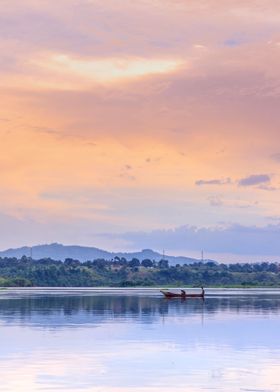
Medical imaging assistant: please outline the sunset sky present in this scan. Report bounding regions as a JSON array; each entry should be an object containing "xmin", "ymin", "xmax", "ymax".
[{"xmin": 1, "ymin": 0, "xmax": 280, "ymax": 261}]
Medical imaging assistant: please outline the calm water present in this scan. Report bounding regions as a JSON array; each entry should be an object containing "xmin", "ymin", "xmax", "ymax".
[{"xmin": 1, "ymin": 288, "xmax": 280, "ymax": 392}]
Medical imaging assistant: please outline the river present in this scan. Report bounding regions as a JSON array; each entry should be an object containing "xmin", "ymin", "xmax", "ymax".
[{"xmin": 0, "ymin": 288, "xmax": 280, "ymax": 391}]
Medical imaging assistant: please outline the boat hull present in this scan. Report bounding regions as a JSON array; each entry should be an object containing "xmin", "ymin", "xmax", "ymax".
[{"xmin": 160, "ymin": 290, "xmax": 204, "ymax": 299}]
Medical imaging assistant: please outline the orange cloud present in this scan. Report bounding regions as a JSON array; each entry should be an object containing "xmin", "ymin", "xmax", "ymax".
[{"xmin": 38, "ymin": 53, "xmax": 183, "ymax": 84}]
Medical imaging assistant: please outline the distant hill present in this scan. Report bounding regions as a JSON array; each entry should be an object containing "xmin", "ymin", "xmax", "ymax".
[{"xmin": 0, "ymin": 243, "xmax": 211, "ymax": 265}]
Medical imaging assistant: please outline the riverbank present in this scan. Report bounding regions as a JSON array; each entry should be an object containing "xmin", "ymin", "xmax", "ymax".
[{"xmin": 1, "ymin": 258, "xmax": 279, "ymax": 287}]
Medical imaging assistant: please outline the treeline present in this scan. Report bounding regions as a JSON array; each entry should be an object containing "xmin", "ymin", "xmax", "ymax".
[{"xmin": 0, "ymin": 256, "xmax": 280, "ymax": 287}]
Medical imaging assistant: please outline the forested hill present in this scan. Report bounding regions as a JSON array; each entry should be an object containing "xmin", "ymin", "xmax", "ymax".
[
  {"xmin": 0, "ymin": 257, "xmax": 279, "ymax": 287},
  {"xmin": 0, "ymin": 243, "xmax": 203, "ymax": 265}
]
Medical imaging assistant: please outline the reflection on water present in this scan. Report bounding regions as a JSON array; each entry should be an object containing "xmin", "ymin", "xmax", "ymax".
[
  {"xmin": 0, "ymin": 289, "xmax": 280, "ymax": 391},
  {"xmin": 1, "ymin": 294, "xmax": 280, "ymax": 327}
]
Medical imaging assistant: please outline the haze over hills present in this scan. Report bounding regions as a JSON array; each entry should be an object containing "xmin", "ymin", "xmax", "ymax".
[{"xmin": 0, "ymin": 243, "xmax": 208, "ymax": 265}]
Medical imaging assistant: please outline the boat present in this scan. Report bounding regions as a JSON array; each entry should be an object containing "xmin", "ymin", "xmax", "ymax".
[{"xmin": 160, "ymin": 288, "xmax": 205, "ymax": 299}]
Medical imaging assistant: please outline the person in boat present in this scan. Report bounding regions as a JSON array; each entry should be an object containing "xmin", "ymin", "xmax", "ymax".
[
  {"xmin": 181, "ymin": 289, "xmax": 186, "ymax": 296},
  {"xmin": 201, "ymin": 286, "xmax": 205, "ymax": 296}
]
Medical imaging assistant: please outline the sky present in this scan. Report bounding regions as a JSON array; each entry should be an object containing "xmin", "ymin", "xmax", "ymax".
[{"xmin": 1, "ymin": 0, "xmax": 280, "ymax": 261}]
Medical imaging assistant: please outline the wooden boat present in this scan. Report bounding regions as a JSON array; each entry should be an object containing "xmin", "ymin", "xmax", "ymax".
[{"xmin": 160, "ymin": 289, "xmax": 205, "ymax": 299}]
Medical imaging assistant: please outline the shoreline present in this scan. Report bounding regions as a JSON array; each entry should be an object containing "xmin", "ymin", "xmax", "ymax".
[{"xmin": 1, "ymin": 286, "xmax": 280, "ymax": 297}]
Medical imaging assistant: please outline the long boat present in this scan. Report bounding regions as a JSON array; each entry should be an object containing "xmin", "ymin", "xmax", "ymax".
[{"xmin": 160, "ymin": 289, "xmax": 205, "ymax": 299}]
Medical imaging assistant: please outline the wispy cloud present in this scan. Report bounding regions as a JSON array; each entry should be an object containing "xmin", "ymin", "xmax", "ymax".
[
  {"xmin": 270, "ymin": 153, "xmax": 280, "ymax": 162},
  {"xmin": 238, "ymin": 174, "xmax": 271, "ymax": 187},
  {"xmin": 33, "ymin": 53, "xmax": 184, "ymax": 86},
  {"xmin": 208, "ymin": 195, "xmax": 223, "ymax": 207},
  {"xmin": 196, "ymin": 178, "xmax": 231, "ymax": 186}
]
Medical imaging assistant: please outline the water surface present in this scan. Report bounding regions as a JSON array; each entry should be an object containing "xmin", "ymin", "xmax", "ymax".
[{"xmin": 0, "ymin": 288, "xmax": 280, "ymax": 392}]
